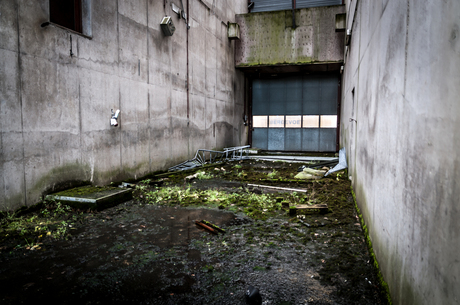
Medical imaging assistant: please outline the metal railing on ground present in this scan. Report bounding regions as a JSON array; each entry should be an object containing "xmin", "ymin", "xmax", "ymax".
[{"xmin": 168, "ymin": 145, "xmax": 250, "ymax": 172}]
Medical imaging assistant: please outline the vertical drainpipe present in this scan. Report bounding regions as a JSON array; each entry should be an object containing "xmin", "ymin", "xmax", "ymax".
[
  {"xmin": 248, "ymin": 77, "xmax": 253, "ymax": 147},
  {"xmin": 292, "ymin": 0, "xmax": 296, "ymax": 29},
  {"xmin": 336, "ymin": 76, "xmax": 342, "ymax": 152},
  {"xmin": 244, "ymin": 77, "xmax": 248, "ymax": 144},
  {"xmin": 186, "ymin": 0, "xmax": 190, "ymax": 125}
]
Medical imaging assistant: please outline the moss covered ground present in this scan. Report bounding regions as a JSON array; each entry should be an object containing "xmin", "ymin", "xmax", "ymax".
[{"xmin": 0, "ymin": 159, "xmax": 390, "ymax": 304}]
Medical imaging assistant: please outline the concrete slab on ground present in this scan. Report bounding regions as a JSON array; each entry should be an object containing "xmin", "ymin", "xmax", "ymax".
[{"xmin": 46, "ymin": 186, "xmax": 132, "ymax": 210}]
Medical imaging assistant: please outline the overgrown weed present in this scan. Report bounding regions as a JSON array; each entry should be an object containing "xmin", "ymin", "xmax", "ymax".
[
  {"xmin": 196, "ymin": 171, "xmax": 213, "ymax": 180},
  {"xmin": 139, "ymin": 186, "xmax": 287, "ymax": 220},
  {"xmin": 0, "ymin": 198, "xmax": 82, "ymax": 250},
  {"xmin": 267, "ymin": 169, "xmax": 278, "ymax": 179}
]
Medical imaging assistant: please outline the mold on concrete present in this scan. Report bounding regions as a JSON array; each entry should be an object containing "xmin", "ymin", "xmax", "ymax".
[
  {"xmin": 341, "ymin": 1, "xmax": 460, "ymax": 304},
  {"xmin": 0, "ymin": 0, "xmax": 248, "ymax": 210},
  {"xmin": 0, "ymin": 159, "xmax": 388, "ymax": 304},
  {"xmin": 235, "ymin": 5, "xmax": 345, "ymax": 68}
]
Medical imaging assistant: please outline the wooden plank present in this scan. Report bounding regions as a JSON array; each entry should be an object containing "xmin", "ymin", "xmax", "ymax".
[
  {"xmin": 195, "ymin": 220, "xmax": 218, "ymax": 234},
  {"xmin": 296, "ymin": 204, "xmax": 328, "ymax": 210},
  {"xmin": 247, "ymin": 183, "xmax": 307, "ymax": 193}
]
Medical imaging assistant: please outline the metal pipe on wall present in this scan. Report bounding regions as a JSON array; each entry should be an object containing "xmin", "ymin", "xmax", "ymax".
[
  {"xmin": 186, "ymin": 0, "xmax": 190, "ymax": 123},
  {"xmin": 292, "ymin": 0, "xmax": 296, "ymax": 28}
]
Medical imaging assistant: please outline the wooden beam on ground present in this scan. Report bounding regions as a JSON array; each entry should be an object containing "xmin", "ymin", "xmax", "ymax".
[
  {"xmin": 295, "ymin": 204, "xmax": 328, "ymax": 212},
  {"xmin": 247, "ymin": 184, "xmax": 307, "ymax": 193}
]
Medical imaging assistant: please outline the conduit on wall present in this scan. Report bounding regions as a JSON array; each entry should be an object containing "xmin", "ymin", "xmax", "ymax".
[{"xmin": 186, "ymin": 0, "xmax": 190, "ymax": 124}]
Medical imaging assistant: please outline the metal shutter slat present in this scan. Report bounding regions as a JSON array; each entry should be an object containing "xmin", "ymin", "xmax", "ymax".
[{"xmin": 251, "ymin": 0, "xmax": 342, "ymax": 13}]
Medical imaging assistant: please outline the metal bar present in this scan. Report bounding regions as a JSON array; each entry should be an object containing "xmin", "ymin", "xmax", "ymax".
[{"xmin": 249, "ymin": 155, "xmax": 338, "ymax": 161}]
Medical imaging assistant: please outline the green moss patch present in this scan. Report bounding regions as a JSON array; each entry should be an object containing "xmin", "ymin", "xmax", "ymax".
[
  {"xmin": 47, "ymin": 186, "xmax": 133, "ymax": 211},
  {"xmin": 352, "ymin": 187, "xmax": 393, "ymax": 305}
]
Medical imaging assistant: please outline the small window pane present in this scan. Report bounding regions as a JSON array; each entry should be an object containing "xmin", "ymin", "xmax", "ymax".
[
  {"xmin": 253, "ymin": 116, "xmax": 268, "ymax": 128},
  {"xmin": 285, "ymin": 115, "xmax": 301, "ymax": 128},
  {"xmin": 320, "ymin": 115, "xmax": 337, "ymax": 128},
  {"xmin": 303, "ymin": 115, "xmax": 319, "ymax": 128},
  {"xmin": 269, "ymin": 115, "xmax": 284, "ymax": 128}
]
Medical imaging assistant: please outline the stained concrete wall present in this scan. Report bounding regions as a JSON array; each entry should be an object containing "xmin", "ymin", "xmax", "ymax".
[
  {"xmin": 235, "ymin": 5, "xmax": 345, "ymax": 68},
  {"xmin": 0, "ymin": 0, "xmax": 248, "ymax": 210},
  {"xmin": 340, "ymin": 0, "xmax": 460, "ymax": 304}
]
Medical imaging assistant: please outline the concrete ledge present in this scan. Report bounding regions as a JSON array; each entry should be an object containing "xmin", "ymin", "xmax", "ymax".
[{"xmin": 46, "ymin": 186, "xmax": 133, "ymax": 211}]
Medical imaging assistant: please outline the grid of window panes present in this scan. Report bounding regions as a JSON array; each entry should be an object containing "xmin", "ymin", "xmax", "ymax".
[{"xmin": 253, "ymin": 115, "xmax": 337, "ymax": 128}]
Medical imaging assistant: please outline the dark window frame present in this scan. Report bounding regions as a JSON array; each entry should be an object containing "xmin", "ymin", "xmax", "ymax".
[{"xmin": 49, "ymin": 0, "xmax": 83, "ymax": 34}]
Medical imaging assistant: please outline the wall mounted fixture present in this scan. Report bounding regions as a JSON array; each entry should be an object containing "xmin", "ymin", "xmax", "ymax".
[
  {"xmin": 345, "ymin": 29, "xmax": 352, "ymax": 45},
  {"xmin": 111, "ymin": 109, "xmax": 120, "ymax": 127},
  {"xmin": 161, "ymin": 16, "xmax": 176, "ymax": 36},
  {"xmin": 171, "ymin": 3, "xmax": 181, "ymax": 15},
  {"xmin": 335, "ymin": 13, "xmax": 346, "ymax": 32},
  {"xmin": 228, "ymin": 22, "xmax": 240, "ymax": 40},
  {"xmin": 70, "ymin": 35, "xmax": 74, "ymax": 57}
]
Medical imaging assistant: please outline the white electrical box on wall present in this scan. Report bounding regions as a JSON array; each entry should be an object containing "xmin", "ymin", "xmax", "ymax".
[{"xmin": 161, "ymin": 16, "xmax": 176, "ymax": 36}]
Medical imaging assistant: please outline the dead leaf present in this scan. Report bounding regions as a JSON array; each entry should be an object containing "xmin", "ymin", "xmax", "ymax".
[{"xmin": 23, "ymin": 282, "xmax": 35, "ymax": 289}]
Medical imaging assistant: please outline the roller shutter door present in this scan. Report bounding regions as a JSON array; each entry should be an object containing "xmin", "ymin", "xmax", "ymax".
[
  {"xmin": 252, "ymin": 75, "xmax": 339, "ymax": 152},
  {"xmin": 250, "ymin": 0, "xmax": 342, "ymax": 13}
]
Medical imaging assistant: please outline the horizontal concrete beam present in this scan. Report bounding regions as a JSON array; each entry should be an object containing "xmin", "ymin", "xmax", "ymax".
[{"xmin": 235, "ymin": 5, "xmax": 345, "ymax": 67}]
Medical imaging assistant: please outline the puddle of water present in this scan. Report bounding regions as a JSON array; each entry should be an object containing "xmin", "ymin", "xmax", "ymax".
[
  {"xmin": 0, "ymin": 206, "xmax": 236, "ymax": 304},
  {"xmin": 0, "ymin": 165, "xmax": 389, "ymax": 305}
]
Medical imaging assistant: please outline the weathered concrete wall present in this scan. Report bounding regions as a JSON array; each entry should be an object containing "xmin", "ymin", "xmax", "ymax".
[
  {"xmin": 341, "ymin": 0, "xmax": 460, "ymax": 304},
  {"xmin": 235, "ymin": 5, "xmax": 345, "ymax": 67},
  {"xmin": 0, "ymin": 0, "xmax": 248, "ymax": 210}
]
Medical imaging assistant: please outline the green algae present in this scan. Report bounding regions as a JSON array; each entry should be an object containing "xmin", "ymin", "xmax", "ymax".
[
  {"xmin": 0, "ymin": 159, "xmax": 390, "ymax": 304},
  {"xmin": 52, "ymin": 185, "xmax": 117, "ymax": 198},
  {"xmin": 352, "ymin": 187, "xmax": 393, "ymax": 305}
]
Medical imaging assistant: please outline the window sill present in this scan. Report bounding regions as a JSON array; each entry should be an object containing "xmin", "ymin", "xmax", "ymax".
[{"xmin": 41, "ymin": 21, "xmax": 92, "ymax": 40}]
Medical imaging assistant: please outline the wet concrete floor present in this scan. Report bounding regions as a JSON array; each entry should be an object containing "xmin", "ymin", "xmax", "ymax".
[{"xmin": 0, "ymin": 160, "xmax": 389, "ymax": 304}]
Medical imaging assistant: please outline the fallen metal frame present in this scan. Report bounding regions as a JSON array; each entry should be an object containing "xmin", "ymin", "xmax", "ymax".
[{"xmin": 168, "ymin": 145, "xmax": 250, "ymax": 172}]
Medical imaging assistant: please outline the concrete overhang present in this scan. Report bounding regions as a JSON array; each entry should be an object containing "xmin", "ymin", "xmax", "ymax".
[
  {"xmin": 235, "ymin": 5, "xmax": 345, "ymax": 70},
  {"xmin": 236, "ymin": 62, "xmax": 343, "ymax": 75}
]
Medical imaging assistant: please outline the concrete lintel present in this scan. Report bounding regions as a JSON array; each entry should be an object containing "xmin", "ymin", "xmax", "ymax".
[{"xmin": 236, "ymin": 62, "xmax": 343, "ymax": 75}]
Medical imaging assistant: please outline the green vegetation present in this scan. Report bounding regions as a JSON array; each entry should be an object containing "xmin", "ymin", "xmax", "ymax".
[
  {"xmin": 352, "ymin": 188, "xmax": 393, "ymax": 305},
  {"xmin": 0, "ymin": 199, "xmax": 79, "ymax": 250},
  {"xmin": 0, "ymin": 159, "xmax": 388, "ymax": 304},
  {"xmin": 52, "ymin": 185, "xmax": 116, "ymax": 197},
  {"xmin": 140, "ymin": 186, "xmax": 288, "ymax": 220},
  {"xmin": 267, "ymin": 169, "xmax": 278, "ymax": 179},
  {"xmin": 196, "ymin": 171, "xmax": 213, "ymax": 180}
]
